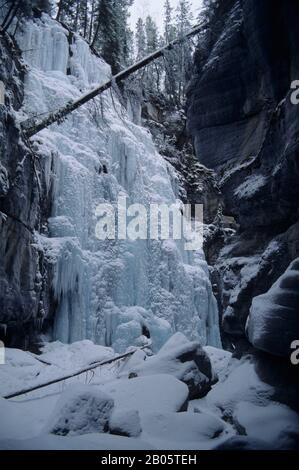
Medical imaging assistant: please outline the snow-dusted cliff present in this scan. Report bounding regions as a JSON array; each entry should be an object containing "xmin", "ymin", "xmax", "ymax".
[{"xmin": 15, "ymin": 15, "xmax": 220, "ymax": 352}]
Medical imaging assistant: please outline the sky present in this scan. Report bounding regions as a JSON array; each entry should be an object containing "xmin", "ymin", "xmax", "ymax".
[{"xmin": 129, "ymin": 0, "xmax": 202, "ymax": 32}]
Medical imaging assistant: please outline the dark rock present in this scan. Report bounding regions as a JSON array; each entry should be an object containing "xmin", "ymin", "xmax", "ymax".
[
  {"xmin": 246, "ymin": 257, "xmax": 299, "ymax": 357},
  {"xmin": 0, "ymin": 32, "xmax": 53, "ymax": 350},
  {"xmin": 124, "ymin": 333, "xmax": 218, "ymax": 399},
  {"xmin": 187, "ymin": 1, "xmax": 299, "ymax": 350}
]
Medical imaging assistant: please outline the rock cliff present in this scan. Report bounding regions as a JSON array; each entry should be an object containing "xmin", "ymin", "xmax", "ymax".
[
  {"xmin": 0, "ymin": 31, "xmax": 52, "ymax": 349},
  {"xmin": 187, "ymin": 0, "xmax": 299, "ymax": 355}
]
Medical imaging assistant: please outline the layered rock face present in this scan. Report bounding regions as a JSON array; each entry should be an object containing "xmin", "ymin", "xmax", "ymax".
[
  {"xmin": 0, "ymin": 32, "xmax": 52, "ymax": 349},
  {"xmin": 187, "ymin": 0, "xmax": 299, "ymax": 354}
]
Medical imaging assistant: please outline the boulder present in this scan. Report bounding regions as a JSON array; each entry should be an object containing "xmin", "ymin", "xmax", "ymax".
[
  {"xmin": 246, "ymin": 257, "xmax": 299, "ymax": 357},
  {"xmin": 121, "ymin": 333, "xmax": 217, "ymax": 399},
  {"xmin": 109, "ymin": 409, "xmax": 142, "ymax": 438},
  {"xmin": 102, "ymin": 374, "xmax": 189, "ymax": 414},
  {"xmin": 46, "ymin": 385, "xmax": 114, "ymax": 436}
]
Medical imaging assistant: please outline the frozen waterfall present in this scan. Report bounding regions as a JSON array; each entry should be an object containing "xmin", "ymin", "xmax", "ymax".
[{"xmin": 17, "ymin": 14, "xmax": 221, "ymax": 352}]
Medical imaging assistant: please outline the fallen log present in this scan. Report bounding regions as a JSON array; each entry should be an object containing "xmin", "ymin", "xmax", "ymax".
[
  {"xmin": 3, "ymin": 346, "xmax": 147, "ymax": 400},
  {"xmin": 20, "ymin": 23, "xmax": 203, "ymax": 138}
]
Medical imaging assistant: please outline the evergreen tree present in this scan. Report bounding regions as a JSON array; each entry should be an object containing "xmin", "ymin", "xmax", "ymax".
[
  {"xmin": 114, "ymin": 0, "xmax": 134, "ymax": 69},
  {"xmin": 135, "ymin": 18, "xmax": 146, "ymax": 60},
  {"xmin": 56, "ymin": 0, "xmax": 74, "ymax": 22},
  {"xmin": 145, "ymin": 15, "xmax": 161, "ymax": 93},
  {"xmin": 1, "ymin": 0, "xmax": 52, "ymax": 31},
  {"xmin": 92, "ymin": 0, "xmax": 120, "ymax": 74},
  {"xmin": 163, "ymin": 0, "xmax": 178, "ymax": 104},
  {"xmin": 175, "ymin": 0, "xmax": 193, "ymax": 105}
]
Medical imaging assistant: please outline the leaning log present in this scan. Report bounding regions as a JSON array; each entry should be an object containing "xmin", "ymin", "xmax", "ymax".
[
  {"xmin": 3, "ymin": 347, "xmax": 147, "ymax": 400},
  {"xmin": 21, "ymin": 23, "xmax": 203, "ymax": 138}
]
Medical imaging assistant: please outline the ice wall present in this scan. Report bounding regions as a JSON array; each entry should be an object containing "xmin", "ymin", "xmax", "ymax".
[{"xmin": 17, "ymin": 15, "xmax": 221, "ymax": 352}]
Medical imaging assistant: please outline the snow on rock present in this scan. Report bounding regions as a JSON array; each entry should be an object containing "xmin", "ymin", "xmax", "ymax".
[
  {"xmin": 0, "ymin": 433, "xmax": 154, "ymax": 450},
  {"xmin": 120, "ymin": 333, "xmax": 217, "ymax": 399},
  {"xmin": 233, "ymin": 401, "xmax": 299, "ymax": 449},
  {"xmin": 206, "ymin": 357, "xmax": 274, "ymax": 417},
  {"xmin": 0, "ymin": 348, "xmax": 54, "ymax": 398},
  {"xmin": 0, "ymin": 394, "xmax": 59, "ymax": 441},
  {"xmin": 16, "ymin": 14, "xmax": 221, "ymax": 352},
  {"xmin": 234, "ymin": 174, "xmax": 267, "ymax": 200},
  {"xmin": 109, "ymin": 409, "xmax": 142, "ymax": 438},
  {"xmin": 246, "ymin": 257, "xmax": 299, "ymax": 357},
  {"xmin": 38, "ymin": 340, "xmax": 114, "ymax": 369},
  {"xmin": 46, "ymin": 385, "xmax": 114, "ymax": 436},
  {"xmin": 101, "ymin": 374, "xmax": 189, "ymax": 414},
  {"xmin": 0, "ymin": 341, "xmax": 115, "ymax": 398},
  {"xmin": 203, "ymin": 346, "xmax": 233, "ymax": 382},
  {"xmin": 140, "ymin": 411, "xmax": 231, "ymax": 450}
]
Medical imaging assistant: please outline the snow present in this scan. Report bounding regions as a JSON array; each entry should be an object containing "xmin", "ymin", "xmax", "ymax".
[
  {"xmin": 233, "ymin": 401, "xmax": 299, "ymax": 449},
  {"xmin": 206, "ymin": 358, "xmax": 274, "ymax": 415},
  {"xmin": 119, "ymin": 333, "xmax": 216, "ymax": 399},
  {"xmin": 15, "ymin": 13, "xmax": 221, "ymax": 352},
  {"xmin": 234, "ymin": 174, "xmax": 267, "ymax": 199},
  {"xmin": 203, "ymin": 346, "xmax": 232, "ymax": 381},
  {"xmin": 46, "ymin": 385, "xmax": 114, "ymax": 436},
  {"xmin": 109, "ymin": 409, "xmax": 142, "ymax": 437},
  {"xmin": 100, "ymin": 374, "xmax": 189, "ymax": 414},
  {"xmin": 0, "ymin": 341, "xmax": 116, "ymax": 398},
  {"xmin": 0, "ymin": 433, "xmax": 154, "ymax": 451},
  {"xmin": 1, "ymin": 341, "xmax": 299, "ymax": 450},
  {"xmin": 38, "ymin": 340, "xmax": 114, "ymax": 369},
  {"xmin": 246, "ymin": 256, "xmax": 299, "ymax": 356},
  {"xmin": 141, "ymin": 411, "xmax": 231, "ymax": 450}
]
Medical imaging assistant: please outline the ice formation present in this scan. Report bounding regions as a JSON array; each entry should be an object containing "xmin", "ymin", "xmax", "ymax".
[{"xmin": 17, "ymin": 15, "xmax": 221, "ymax": 352}]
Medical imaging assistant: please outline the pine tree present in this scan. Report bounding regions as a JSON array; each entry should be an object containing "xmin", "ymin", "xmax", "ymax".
[
  {"xmin": 1, "ymin": 0, "xmax": 52, "ymax": 31},
  {"xmin": 56, "ymin": 0, "xmax": 74, "ymax": 22},
  {"xmin": 114, "ymin": 0, "xmax": 134, "ymax": 69},
  {"xmin": 163, "ymin": 0, "xmax": 178, "ymax": 104},
  {"xmin": 145, "ymin": 15, "xmax": 161, "ymax": 93},
  {"xmin": 135, "ymin": 18, "xmax": 146, "ymax": 60},
  {"xmin": 175, "ymin": 0, "xmax": 193, "ymax": 105},
  {"xmin": 91, "ymin": 0, "xmax": 120, "ymax": 74}
]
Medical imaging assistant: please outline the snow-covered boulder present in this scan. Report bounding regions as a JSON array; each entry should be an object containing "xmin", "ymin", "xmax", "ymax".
[
  {"xmin": 120, "ymin": 333, "xmax": 217, "ymax": 399},
  {"xmin": 232, "ymin": 401, "xmax": 299, "ymax": 450},
  {"xmin": 102, "ymin": 374, "xmax": 189, "ymax": 414},
  {"xmin": 246, "ymin": 257, "xmax": 299, "ymax": 357},
  {"xmin": 141, "ymin": 411, "xmax": 230, "ymax": 450},
  {"xmin": 46, "ymin": 385, "xmax": 114, "ymax": 436},
  {"xmin": 109, "ymin": 409, "xmax": 142, "ymax": 438},
  {"xmin": 206, "ymin": 357, "xmax": 273, "ymax": 416},
  {"xmin": 39, "ymin": 340, "xmax": 114, "ymax": 369}
]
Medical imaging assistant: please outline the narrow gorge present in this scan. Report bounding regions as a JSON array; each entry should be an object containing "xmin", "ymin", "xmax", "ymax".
[{"xmin": 0, "ymin": 0, "xmax": 298, "ymax": 453}]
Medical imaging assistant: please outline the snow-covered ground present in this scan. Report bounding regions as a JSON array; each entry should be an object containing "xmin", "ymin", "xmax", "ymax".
[{"xmin": 1, "ymin": 340, "xmax": 298, "ymax": 450}]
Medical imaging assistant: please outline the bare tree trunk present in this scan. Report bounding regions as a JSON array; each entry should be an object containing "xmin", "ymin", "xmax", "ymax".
[
  {"xmin": 56, "ymin": 0, "xmax": 64, "ymax": 21},
  {"xmin": 91, "ymin": 3, "xmax": 101, "ymax": 49},
  {"xmin": 4, "ymin": 347, "xmax": 147, "ymax": 400},
  {"xmin": 83, "ymin": 0, "xmax": 88, "ymax": 39},
  {"xmin": 21, "ymin": 23, "xmax": 203, "ymax": 138},
  {"xmin": 1, "ymin": 0, "xmax": 15, "ymax": 28},
  {"xmin": 89, "ymin": 0, "xmax": 95, "ymax": 43},
  {"xmin": 2, "ymin": 0, "xmax": 21, "ymax": 31}
]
